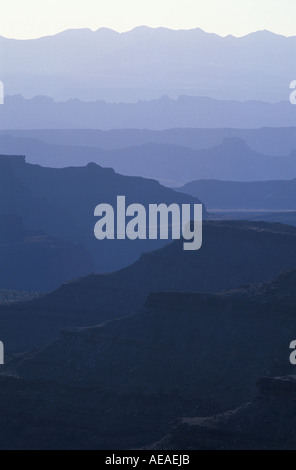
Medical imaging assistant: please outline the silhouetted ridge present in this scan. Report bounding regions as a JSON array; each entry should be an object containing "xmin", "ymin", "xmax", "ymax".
[
  {"xmin": 2, "ymin": 220, "xmax": 296, "ymax": 356},
  {"xmin": 0, "ymin": 154, "xmax": 25, "ymax": 164},
  {"xmin": 0, "ymin": 153, "xmax": 202, "ymax": 276},
  {"xmin": 2, "ymin": 277, "xmax": 296, "ymax": 449},
  {"xmin": 2, "ymin": 128, "xmax": 296, "ymax": 157},
  {"xmin": 1, "ymin": 95, "xmax": 296, "ymax": 130},
  {"xmin": 179, "ymin": 179, "xmax": 296, "ymax": 210},
  {"xmin": 2, "ymin": 27, "xmax": 296, "ymax": 102},
  {"xmin": 148, "ymin": 376, "xmax": 296, "ymax": 450},
  {"xmin": 5, "ymin": 133, "xmax": 296, "ymax": 184}
]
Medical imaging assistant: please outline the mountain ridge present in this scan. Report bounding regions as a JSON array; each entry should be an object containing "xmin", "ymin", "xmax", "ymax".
[
  {"xmin": 178, "ymin": 179, "xmax": 296, "ymax": 210},
  {"xmin": 2, "ymin": 269, "xmax": 296, "ymax": 449},
  {"xmin": 147, "ymin": 375, "xmax": 296, "ymax": 450},
  {"xmin": 2, "ymin": 27, "xmax": 296, "ymax": 102},
  {"xmin": 2, "ymin": 26, "xmax": 291, "ymax": 42},
  {"xmin": 3, "ymin": 135, "xmax": 296, "ymax": 185},
  {"xmin": 2, "ymin": 127, "xmax": 296, "ymax": 156},
  {"xmin": 2, "ymin": 220, "xmax": 296, "ymax": 355},
  {"xmin": 0, "ymin": 153, "xmax": 202, "ymax": 276},
  {"xmin": 1, "ymin": 94, "xmax": 295, "ymax": 130}
]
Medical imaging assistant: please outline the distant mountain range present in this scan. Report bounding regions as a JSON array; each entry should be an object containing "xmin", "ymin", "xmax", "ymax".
[
  {"xmin": 1, "ymin": 95, "xmax": 296, "ymax": 130},
  {"xmin": 178, "ymin": 179, "xmax": 296, "ymax": 210},
  {"xmin": 3, "ymin": 25, "xmax": 296, "ymax": 452},
  {"xmin": 2, "ymin": 135, "xmax": 296, "ymax": 185},
  {"xmin": 2, "ymin": 127, "xmax": 296, "ymax": 156},
  {"xmin": 1, "ymin": 27, "xmax": 296, "ymax": 102}
]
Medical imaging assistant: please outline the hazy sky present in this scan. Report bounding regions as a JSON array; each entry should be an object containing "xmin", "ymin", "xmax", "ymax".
[{"xmin": 1, "ymin": 0, "xmax": 295, "ymax": 39}]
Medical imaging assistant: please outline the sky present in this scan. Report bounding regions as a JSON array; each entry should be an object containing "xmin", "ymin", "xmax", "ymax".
[{"xmin": 0, "ymin": 0, "xmax": 295, "ymax": 39}]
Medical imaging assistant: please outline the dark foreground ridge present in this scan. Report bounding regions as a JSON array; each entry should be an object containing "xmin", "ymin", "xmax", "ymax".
[
  {"xmin": 1, "ymin": 267, "xmax": 296, "ymax": 449},
  {"xmin": 148, "ymin": 376, "xmax": 296, "ymax": 450}
]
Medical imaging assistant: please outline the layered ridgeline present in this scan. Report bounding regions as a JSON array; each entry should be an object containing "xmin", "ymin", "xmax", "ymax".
[
  {"xmin": 148, "ymin": 376, "xmax": 296, "ymax": 450},
  {"xmin": 1, "ymin": 96, "xmax": 296, "ymax": 130},
  {"xmin": 1, "ymin": 27, "xmax": 296, "ymax": 102},
  {"xmin": 1, "ymin": 269, "xmax": 296, "ymax": 449},
  {"xmin": 2, "ymin": 137, "xmax": 296, "ymax": 185},
  {"xmin": 0, "ymin": 154, "xmax": 202, "ymax": 283},
  {"xmin": 2, "ymin": 127, "xmax": 296, "ymax": 156},
  {"xmin": 2, "ymin": 221, "xmax": 296, "ymax": 354},
  {"xmin": 178, "ymin": 179, "xmax": 296, "ymax": 210}
]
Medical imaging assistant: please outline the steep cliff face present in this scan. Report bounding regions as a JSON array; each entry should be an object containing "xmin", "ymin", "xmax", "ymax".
[{"xmin": 149, "ymin": 376, "xmax": 296, "ymax": 450}]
